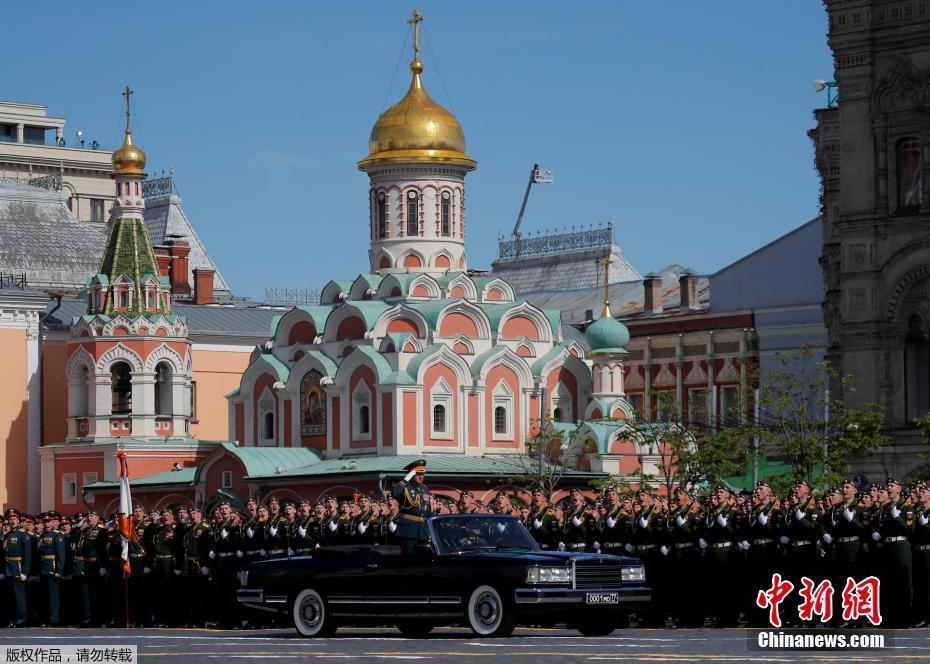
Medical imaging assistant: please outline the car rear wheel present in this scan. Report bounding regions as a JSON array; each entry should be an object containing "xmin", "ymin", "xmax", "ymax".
[
  {"xmin": 396, "ymin": 621, "xmax": 434, "ymax": 637},
  {"xmin": 466, "ymin": 584, "xmax": 515, "ymax": 637},
  {"xmin": 576, "ymin": 616, "xmax": 617, "ymax": 636},
  {"xmin": 292, "ymin": 588, "xmax": 336, "ymax": 637}
]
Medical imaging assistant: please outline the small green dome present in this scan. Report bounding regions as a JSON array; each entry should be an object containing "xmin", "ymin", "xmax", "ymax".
[{"xmin": 586, "ymin": 316, "xmax": 630, "ymax": 356}]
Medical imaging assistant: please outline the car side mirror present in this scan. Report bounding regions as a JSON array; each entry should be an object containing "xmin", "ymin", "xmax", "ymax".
[{"xmin": 413, "ymin": 543, "xmax": 434, "ymax": 557}]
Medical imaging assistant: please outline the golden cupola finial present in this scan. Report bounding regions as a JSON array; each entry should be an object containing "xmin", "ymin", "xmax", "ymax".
[
  {"xmin": 111, "ymin": 85, "xmax": 147, "ymax": 177},
  {"xmin": 358, "ymin": 9, "xmax": 475, "ymax": 171}
]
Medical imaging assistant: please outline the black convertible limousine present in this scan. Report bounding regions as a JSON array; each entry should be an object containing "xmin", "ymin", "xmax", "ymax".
[{"xmin": 237, "ymin": 514, "xmax": 651, "ymax": 637}]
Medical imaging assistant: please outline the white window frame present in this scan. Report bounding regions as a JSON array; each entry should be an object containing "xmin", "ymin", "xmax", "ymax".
[
  {"xmin": 62, "ymin": 473, "xmax": 77, "ymax": 504},
  {"xmin": 491, "ymin": 381, "xmax": 514, "ymax": 441},
  {"xmin": 352, "ymin": 381, "xmax": 372, "ymax": 440},
  {"xmin": 258, "ymin": 386, "xmax": 276, "ymax": 446},
  {"xmin": 221, "ymin": 471, "xmax": 233, "ymax": 489},
  {"xmin": 430, "ymin": 378, "xmax": 453, "ymax": 439}
]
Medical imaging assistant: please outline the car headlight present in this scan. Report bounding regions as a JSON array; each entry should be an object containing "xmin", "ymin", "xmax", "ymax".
[
  {"xmin": 526, "ymin": 565, "xmax": 571, "ymax": 584},
  {"xmin": 237, "ymin": 570, "xmax": 249, "ymax": 587},
  {"xmin": 622, "ymin": 565, "xmax": 645, "ymax": 582}
]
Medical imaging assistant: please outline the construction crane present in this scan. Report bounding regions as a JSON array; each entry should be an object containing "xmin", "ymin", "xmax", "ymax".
[{"xmin": 512, "ymin": 164, "xmax": 553, "ymax": 256}]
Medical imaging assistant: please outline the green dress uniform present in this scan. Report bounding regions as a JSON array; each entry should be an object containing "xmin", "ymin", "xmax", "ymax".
[
  {"xmin": 876, "ymin": 498, "xmax": 914, "ymax": 625},
  {"xmin": 912, "ymin": 503, "xmax": 930, "ymax": 625},
  {"xmin": 149, "ymin": 521, "xmax": 182, "ymax": 625},
  {"xmin": 824, "ymin": 497, "xmax": 863, "ymax": 621},
  {"xmin": 290, "ymin": 515, "xmax": 315, "ymax": 555},
  {"xmin": 38, "ymin": 528, "xmax": 66, "ymax": 625},
  {"xmin": 211, "ymin": 517, "xmax": 242, "ymax": 627},
  {"xmin": 76, "ymin": 522, "xmax": 108, "ymax": 626},
  {"xmin": 4, "ymin": 527, "xmax": 32, "ymax": 626},
  {"xmin": 701, "ymin": 504, "xmax": 737, "ymax": 625},
  {"xmin": 665, "ymin": 503, "xmax": 702, "ymax": 626},
  {"xmin": 526, "ymin": 506, "xmax": 561, "ymax": 550},
  {"xmin": 780, "ymin": 498, "xmax": 821, "ymax": 625},
  {"xmin": 354, "ymin": 510, "xmax": 379, "ymax": 542},
  {"xmin": 742, "ymin": 502, "xmax": 779, "ymax": 625},
  {"xmin": 263, "ymin": 515, "xmax": 288, "ymax": 558},
  {"xmin": 391, "ymin": 476, "xmax": 433, "ymax": 551},
  {"xmin": 181, "ymin": 521, "xmax": 212, "ymax": 626},
  {"xmin": 560, "ymin": 505, "xmax": 599, "ymax": 552}
]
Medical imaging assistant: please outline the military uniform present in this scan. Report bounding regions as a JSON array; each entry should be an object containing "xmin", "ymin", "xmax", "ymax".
[
  {"xmin": 354, "ymin": 510, "xmax": 379, "ymax": 542},
  {"xmin": 780, "ymin": 494, "xmax": 821, "ymax": 625},
  {"xmin": 181, "ymin": 516, "xmax": 212, "ymax": 626},
  {"xmin": 665, "ymin": 500, "xmax": 702, "ymax": 626},
  {"xmin": 526, "ymin": 505, "xmax": 561, "ymax": 550},
  {"xmin": 211, "ymin": 514, "xmax": 242, "ymax": 627},
  {"xmin": 876, "ymin": 489, "xmax": 913, "ymax": 626},
  {"xmin": 391, "ymin": 460, "xmax": 433, "ymax": 551},
  {"xmin": 628, "ymin": 500, "xmax": 667, "ymax": 625},
  {"xmin": 3, "ymin": 516, "xmax": 32, "ymax": 626},
  {"xmin": 263, "ymin": 514, "xmax": 289, "ymax": 558},
  {"xmin": 241, "ymin": 514, "xmax": 265, "ymax": 562},
  {"xmin": 701, "ymin": 500, "xmax": 737, "ymax": 625},
  {"xmin": 38, "ymin": 521, "xmax": 66, "ymax": 626},
  {"xmin": 150, "ymin": 516, "xmax": 183, "ymax": 626},
  {"xmin": 598, "ymin": 504, "xmax": 629, "ymax": 556},
  {"xmin": 560, "ymin": 503, "xmax": 599, "ymax": 552},
  {"xmin": 912, "ymin": 493, "xmax": 930, "ymax": 626},
  {"xmin": 75, "ymin": 519, "xmax": 108, "ymax": 626},
  {"xmin": 742, "ymin": 498, "xmax": 779, "ymax": 625},
  {"xmin": 823, "ymin": 490, "xmax": 863, "ymax": 622}
]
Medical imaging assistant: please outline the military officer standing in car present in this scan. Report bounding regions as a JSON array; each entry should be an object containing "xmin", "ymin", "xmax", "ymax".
[
  {"xmin": 391, "ymin": 460, "xmax": 433, "ymax": 552},
  {"xmin": 4, "ymin": 510, "xmax": 32, "ymax": 627}
]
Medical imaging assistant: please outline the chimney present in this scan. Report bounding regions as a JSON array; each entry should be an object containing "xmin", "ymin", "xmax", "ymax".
[
  {"xmin": 165, "ymin": 236, "xmax": 191, "ymax": 296},
  {"xmin": 193, "ymin": 268, "xmax": 215, "ymax": 305},
  {"xmin": 642, "ymin": 273, "xmax": 663, "ymax": 315},
  {"xmin": 679, "ymin": 269, "xmax": 700, "ymax": 312},
  {"xmin": 153, "ymin": 246, "xmax": 171, "ymax": 278}
]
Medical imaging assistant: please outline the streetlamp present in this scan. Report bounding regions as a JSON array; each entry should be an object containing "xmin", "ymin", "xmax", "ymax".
[{"xmin": 813, "ymin": 80, "xmax": 838, "ymax": 108}]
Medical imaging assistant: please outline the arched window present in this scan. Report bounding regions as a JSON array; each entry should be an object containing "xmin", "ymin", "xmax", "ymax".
[
  {"xmin": 494, "ymin": 406, "xmax": 507, "ymax": 435},
  {"xmin": 154, "ymin": 362, "xmax": 172, "ymax": 416},
  {"xmin": 359, "ymin": 405, "xmax": 370, "ymax": 434},
  {"xmin": 441, "ymin": 191, "xmax": 451, "ymax": 237},
  {"xmin": 553, "ymin": 407, "xmax": 563, "ymax": 423},
  {"xmin": 433, "ymin": 404, "xmax": 446, "ymax": 433},
  {"xmin": 406, "ymin": 190, "xmax": 418, "ymax": 236},
  {"xmin": 897, "ymin": 137, "xmax": 923, "ymax": 210},
  {"xmin": 905, "ymin": 315, "xmax": 929, "ymax": 420},
  {"xmin": 377, "ymin": 192, "xmax": 387, "ymax": 239},
  {"xmin": 263, "ymin": 411, "xmax": 275, "ymax": 440},
  {"xmin": 72, "ymin": 365, "xmax": 90, "ymax": 418},
  {"xmin": 111, "ymin": 361, "xmax": 132, "ymax": 415}
]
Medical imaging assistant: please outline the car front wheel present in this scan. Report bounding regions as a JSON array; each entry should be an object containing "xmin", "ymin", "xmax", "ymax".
[
  {"xmin": 466, "ymin": 584, "xmax": 515, "ymax": 637},
  {"xmin": 292, "ymin": 588, "xmax": 336, "ymax": 637}
]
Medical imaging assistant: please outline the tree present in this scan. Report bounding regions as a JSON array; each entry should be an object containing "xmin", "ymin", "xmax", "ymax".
[
  {"xmin": 751, "ymin": 345, "xmax": 887, "ymax": 490},
  {"xmin": 503, "ymin": 418, "xmax": 576, "ymax": 501}
]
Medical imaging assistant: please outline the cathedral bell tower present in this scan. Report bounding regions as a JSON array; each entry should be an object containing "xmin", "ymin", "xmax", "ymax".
[
  {"xmin": 66, "ymin": 87, "xmax": 192, "ymax": 441},
  {"xmin": 358, "ymin": 10, "xmax": 476, "ymax": 274}
]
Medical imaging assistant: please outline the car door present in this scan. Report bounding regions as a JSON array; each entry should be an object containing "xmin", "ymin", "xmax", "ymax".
[{"xmin": 356, "ymin": 546, "xmax": 434, "ymax": 615}]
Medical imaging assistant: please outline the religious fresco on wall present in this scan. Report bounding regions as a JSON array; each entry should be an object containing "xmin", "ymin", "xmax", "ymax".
[{"xmin": 301, "ymin": 370, "xmax": 327, "ymax": 436}]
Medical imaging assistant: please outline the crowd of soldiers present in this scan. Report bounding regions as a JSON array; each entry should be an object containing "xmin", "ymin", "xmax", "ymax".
[{"xmin": 1, "ymin": 473, "xmax": 928, "ymax": 629}]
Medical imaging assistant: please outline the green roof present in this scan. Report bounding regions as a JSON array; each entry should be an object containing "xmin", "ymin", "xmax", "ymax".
[
  {"xmin": 84, "ymin": 467, "xmax": 197, "ymax": 491},
  {"xmin": 294, "ymin": 305, "xmax": 334, "ymax": 331},
  {"xmin": 214, "ymin": 442, "xmax": 322, "ymax": 479},
  {"xmin": 96, "ymin": 216, "xmax": 166, "ymax": 317},
  {"xmin": 344, "ymin": 301, "xmax": 392, "ymax": 329},
  {"xmin": 353, "ymin": 273, "xmax": 384, "ymax": 291},
  {"xmin": 405, "ymin": 344, "xmax": 447, "ymax": 381},
  {"xmin": 433, "ymin": 271, "xmax": 468, "ymax": 288},
  {"xmin": 256, "ymin": 351, "xmax": 290, "ymax": 382},
  {"xmin": 404, "ymin": 299, "xmax": 452, "ymax": 327},
  {"xmin": 343, "ymin": 345, "xmax": 394, "ymax": 382}
]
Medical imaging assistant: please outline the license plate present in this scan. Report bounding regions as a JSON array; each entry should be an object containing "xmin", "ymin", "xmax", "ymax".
[{"xmin": 585, "ymin": 592, "xmax": 619, "ymax": 605}]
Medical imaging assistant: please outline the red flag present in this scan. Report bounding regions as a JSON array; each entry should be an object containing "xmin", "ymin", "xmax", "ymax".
[{"xmin": 116, "ymin": 451, "xmax": 132, "ymax": 575}]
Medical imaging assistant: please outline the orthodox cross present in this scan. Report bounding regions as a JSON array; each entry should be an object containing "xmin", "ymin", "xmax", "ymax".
[
  {"xmin": 599, "ymin": 254, "xmax": 612, "ymax": 318},
  {"xmin": 408, "ymin": 9, "xmax": 424, "ymax": 62},
  {"xmin": 122, "ymin": 86, "xmax": 134, "ymax": 131}
]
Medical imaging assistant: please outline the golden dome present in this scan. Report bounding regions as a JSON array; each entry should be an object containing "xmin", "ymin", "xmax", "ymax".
[
  {"xmin": 111, "ymin": 127, "xmax": 147, "ymax": 177},
  {"xmin": 359, "ymin": 62, "xmax": 475, "ymax": 170}
]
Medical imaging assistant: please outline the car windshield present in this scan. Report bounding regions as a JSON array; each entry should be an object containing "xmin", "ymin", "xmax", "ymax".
[{"xmin": 430, "ymin": 516, "xmax": 540, "ymax": 554}]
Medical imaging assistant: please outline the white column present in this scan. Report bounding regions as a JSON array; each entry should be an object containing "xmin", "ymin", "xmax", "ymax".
[
  {"xmin": 91, "ymin": 374, "xmax": 112, "ymax": 437},
  {"xmin": 39, "ymin": 447, "xmax": 56, "ymax": 511},
  {"xmin": 16, "ymin": 124, "xmax": 24, "ymax": 143},
  {"xmin": 132, "ymin": 372, "xmax": 156, "ymax": 437},
  {"xmin": 171, "ymin": 376, "xmax": 188, "ymax": 436},
  {"xmin": 26, "ymin": 315, "xmax": 41, "ymax": 512}
]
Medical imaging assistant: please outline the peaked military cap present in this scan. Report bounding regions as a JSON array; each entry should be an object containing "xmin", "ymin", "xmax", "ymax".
[
  {"xmin": 795, "ymin": 480, "xmax": 812, "ymax": 489},
  {"xmin": 5, "ymin": 508, "xmax": 20, "ymax": 519},
  {"xmin": 756, "ymin": 481, "xmax": 771, "ymax": 489},
  {"xmin": 887, "ymin": 477, "xmax": 902, "ymax": 487},
  {"xmin": 403, "ymin": 459, "xmax": 427, "ymax": 473}
]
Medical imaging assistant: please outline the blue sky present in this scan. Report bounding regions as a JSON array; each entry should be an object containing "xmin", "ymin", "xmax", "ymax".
[{"xmin": 4, "ymin": 2, "xmax": 832, "ymax": 299}]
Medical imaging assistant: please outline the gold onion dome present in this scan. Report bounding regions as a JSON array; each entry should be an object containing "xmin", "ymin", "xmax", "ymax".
[
  {"xmin": 111, "ymin": 128, "xmax": 147, "ymax": 176},
  {"xmin": 359, "ymin": 12, "xmax": 475, "ymax": 170}
]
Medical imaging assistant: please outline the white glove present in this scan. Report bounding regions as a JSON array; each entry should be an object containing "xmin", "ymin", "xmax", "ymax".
[
  {"xmin": 571, "ymin": 516, "xmax": 582, "ymax": 527},
  {"xmin": 388, "ymin": 521, "xmax": 397, "ymax": 533},
  {"xmin": 779, "ymin": 536, "xmax": 789, "ymax": 545},
  {"xmin": 246, "ymin": 527, "xmax": 254, "ymax": 538},
  {"xmin": 638, "ymin": 517, "xmax": 648, "ymax": 529},
  {"xmin": 891, "ymin": 506, "xmax": 901, "ymax": 518},
  {"xmin": 533, "ymin": 519, "xmax": 543, "ymax": 529},
  {"xmin": 297, "ymin": 526, "xmax": 307, "ymax": 538},
  {"xmin": 260, "ymin": 549, "xmax": 266, "ymax": 556},
  {"xmin": 220, "ymin": 528, "xmax": 228, "ymax": 540},
  {"xmin": 404, "ymin": 470, "xmax": 417, "ymax": 482},
  {"xmin": 328, "ymin": 521, "xmax": 337, "ymax": 532},
  {"xmin": 871, "ymin": 532, "xmax": 881, "ymax": 542},
  {"xmin": 143, "ymin": 566, "xmax": 152, "ymax": 574},
  {"xmin": 558, "ymin": 542, "xmax": 566, "ymax": 551},
  {"xmin": 496, "ymin": 522, "xmax": 506, "ymax": 533},
  {"xmin": 716, "ymin": 514, "xmax": 727, "ymax": 527},
  {"xmin": 843, "ymin": 508, "xmax": 855, "ymax": 522},
  {"xmin": 314, "ymin": 543, "xmax": 321, "ymax": 549},
  {"xmin": 624, "ymin": 543, "xmax": 634, "ymax": 553},
  {"xmin": 739, "ymin": 540, "xmax": 750, "ymax": 551},
  {"xmin": 357, "ymin": 523, "xmax": 367, "ymax": 534},
  {"xmin": 173, "ymin": 569, "xmax": 182, "ymax": 576},
  {"xmin": 606, "ymin": 516, "xmax": 616, "ymax": 529},
  {"xmin": 758, "ymin": 513, "xmax": 768, "ymax": 526},
  {"xmin": 269, "ymin": 526, "xmax": 278, "ymax": 537},
  {"xmin": 795, "ymin": 509, "xmax": 805, "ymax": 521},
  {"xmin": 19, "ymin": 574, "xmax": 27, "ymax": 582},
  {"xmin": 659, "ymin": 545, "xmax": 669, "ymax": 556},
  {"xmin": 235, "ymin": 550, "xmax": 244, "ymax": 558},
  {"xmin": 919, "ymin": 515, "xmax": 929, "ymax": 526},
  {"xmin": 287, "ymin": 547, "xmax": 294, "ymax": 556},
  {"xmin": 822, "ymin": 533, "xmax": 833, "ymax": 544},
  {"xmin": 675, "ymin": 515, "xmax": 685, "ymax": 527},
  {"xmin": 200, "ymin": 566, "xmax": 209, "ymax": 575},
  {"xmin": 698, "ymin": 538, "xmax": 708, "ymax": 550},
  {"xmin": 99, "ymin": 568, "xmax": 108, "ymax": 577},
  {"xmin": 207, "ymin": 551, "xmax": 215, "ymax": 560}
]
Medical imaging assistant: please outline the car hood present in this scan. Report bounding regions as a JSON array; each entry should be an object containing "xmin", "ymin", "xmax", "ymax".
[{"xmin": 447, "ymin": 550, "xmax": 641, "ymax": 565}]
